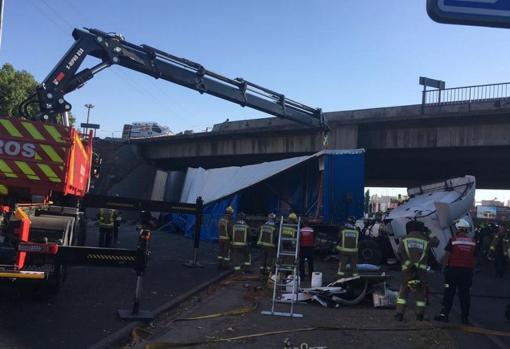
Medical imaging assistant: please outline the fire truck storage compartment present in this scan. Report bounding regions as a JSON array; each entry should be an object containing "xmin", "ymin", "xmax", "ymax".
[{"xmin": 0, "ymin": 116, "xmax": 92, "ymax": 197}]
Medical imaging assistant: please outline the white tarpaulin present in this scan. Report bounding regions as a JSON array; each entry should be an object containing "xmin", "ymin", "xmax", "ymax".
[
  {"xmin": 180, "ymin": 155, "xmax": 313, "ymax": 204},
  {"xmin": 179, "ymin": 149, "xmax": 364, "ymax": 204}
]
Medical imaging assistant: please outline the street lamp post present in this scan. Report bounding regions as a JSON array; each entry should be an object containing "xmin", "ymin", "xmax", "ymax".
[{"xmin": 84, "ymin": 104, "xmax": 95, "ymax": 134}]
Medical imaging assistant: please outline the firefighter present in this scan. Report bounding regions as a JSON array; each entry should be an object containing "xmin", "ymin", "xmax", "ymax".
[
  {"xmin": 394, "ymin": 220, "xmax": 439, "ymax": 321},
  {"xmin": 280, "ymin": 213, "xmax": 299, "ymax": 269},
  {"xmin": 217, "ymin": 206, "xmax": 234, "ymax": 268},
  {"xmin": 434, "ymin": 219, "xmax": 476, "ymax": 324},
  {"xmin": 257, "ymin": 213, "xmax": 277, "ymax": 275},
  {"xmin": 488, "ymin": 225, "xmax": 509, "ymax": 278},
  {"xmin": 98, "ymin": 208, "xmax": 117, "ymax": 247},
  {"xmin": 488, "ymin": 224, "xmax": 510, "ymax": 321},
  {"xmin": 113, "ymin": 210, "xmax": 122, "ymax": 246},
  {"xmin": 299, "ymin": 222, "xmax": 315, "ymax": 281},
  {"xmin": 336, "ymin": 216, "xmax": 359, "ymax": 278},
  {"xmin": 231, "ymin": 212, "xmax": 251, "ymax": 272}
]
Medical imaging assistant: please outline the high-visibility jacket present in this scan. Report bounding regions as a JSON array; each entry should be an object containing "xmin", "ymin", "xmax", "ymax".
[
  {"xmin": 337, "ymin": 228, "xmax": 359, "ymax": 253},
  {"xmin": 398, "ymin": 231, "xmax": 433, "ymax": 271},
  {"xmin": 218, "ymin": 215, "xmax": 232, "ymax": 241},
  {"xmin": 281, "ymin": 224, "xmax": 297, "ymax": 239},
  {"xmin": 490, "ymin": 230, "xmax": 510, "ymax": 257},
  {"xmin": 300, "ymin": 226, "xmax": 314, "ymax": 247},
  {"xmin": 257, "ymin": 223, "xmax": 275, "ymax": 247},
  {"xmin": 232, "ymin": 221, "xmax": 249, "ymax": 247},
  {"xmin": 99, "ymin": 209, "xmax": 116, "ymax": 229},
  {"xmin": 448, "ymin": 235, "xmax": 476, "ymax": 269}
]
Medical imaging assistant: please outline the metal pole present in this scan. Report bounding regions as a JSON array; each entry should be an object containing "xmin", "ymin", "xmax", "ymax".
[
  {"xmin": 132, "ymin": 274, "xmax": 143, "ymax": 314},
  {"xmin": 184, "ymin": 196, "xmax": 204, "ymax": 268},
  {"xmin": 421, "ymin": 85, "xmax": 426, "ymax": 114},
  {"xmin": 117, "ymin": 229, "xmax": 154, "ymax": 321},
  {"xmin": 84, "ymin": 103, "xmax": 94, "ymax": 134},
  {"xmin": 0, "ymin": 0, "xmax": 4, "ymax": 50}
]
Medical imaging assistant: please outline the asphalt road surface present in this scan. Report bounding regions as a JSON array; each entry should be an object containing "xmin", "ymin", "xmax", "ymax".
[
  {"xmin": 427, "ymin": 259, "xmax": 510, "ymax": 349},
  {"xmin": 0, "ymin": 222, "xmax": 221, "ymax": 349}
]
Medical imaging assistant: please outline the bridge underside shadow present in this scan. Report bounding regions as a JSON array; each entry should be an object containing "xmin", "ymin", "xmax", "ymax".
[
  {"xmin": 366, "ymin": 146, "xmax": 510, "ymax": 189},
  {"xmin": 146, "ymin": 146, "xmax": 510, "ymax": 190}
]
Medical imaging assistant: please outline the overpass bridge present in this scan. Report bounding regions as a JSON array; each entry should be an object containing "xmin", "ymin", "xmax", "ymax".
[{"xmin": 131, "ymin": 83, "xmax": 510, "ymax": 189}]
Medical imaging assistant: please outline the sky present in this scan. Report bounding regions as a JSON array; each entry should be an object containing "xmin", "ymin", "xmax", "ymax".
[{"xmin": 1, "ymin": 0, "xmax": 510, "ymax": 201}]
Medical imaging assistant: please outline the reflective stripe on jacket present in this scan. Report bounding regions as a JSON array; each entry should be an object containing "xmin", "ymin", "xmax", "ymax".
[
  {"xmin": 300, "ymin": 226, "xmax": 314, "ymax": 247},
  {"xmin": 257, "ymin": 223, "xmax": 275, "ymax": 247},
  {"xmin": 99, "ymin": 209, "xmax": 116, "ymax": 228},
  {"xmin": 400, "ymin": 231, "xmax": 429, "ymax": 271},
  {"xmin": 337, "ymin": 228, "xmax": 358, "ymax": 253},
  {"xmin": 281, "ymin": 224, "xmax": 297, "ymax": 238},
  {"xmin": 218, "ymin": 217, "xmax": 231, "ymax": 240},
  {"xmin": 232, "ymin": 223, "xmax": 249, "ymax": 246},
  {"xmin": 448, "ymin": 235, "xmax": 476, "ymax": 269}
]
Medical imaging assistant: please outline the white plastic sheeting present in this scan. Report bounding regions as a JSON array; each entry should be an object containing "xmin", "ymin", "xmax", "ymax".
[
  {"xmin": 179, "ymin": 149, "xmax": 364, "ymax": 204},
  {"xmin": 180, "ymin": 155, "xmax": 313, "ymax": 204}
]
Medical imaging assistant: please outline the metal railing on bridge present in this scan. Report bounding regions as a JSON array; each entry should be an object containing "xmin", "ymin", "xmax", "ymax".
[{"xmin": 423, "ymin": 81, "xmax": 510, "ymax": 106}]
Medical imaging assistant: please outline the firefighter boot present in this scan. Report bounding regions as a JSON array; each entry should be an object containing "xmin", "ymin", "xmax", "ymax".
[{"xmin": 434, "ymin": 313, "xmax": 449, "ymax": 322}]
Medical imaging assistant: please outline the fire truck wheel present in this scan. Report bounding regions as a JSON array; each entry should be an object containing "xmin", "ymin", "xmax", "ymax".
[{"xmin": 35, "ymin": 265, "xmax": 63, "ymax": 299}]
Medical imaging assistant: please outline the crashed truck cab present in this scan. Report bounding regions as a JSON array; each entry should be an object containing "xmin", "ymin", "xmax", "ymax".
[
  {"xmin": 0, "ymin": 116, "xmax": 92, "ymax": 284},
  {"xmin": 381, "ymin": 176, "xmax": 476, "ymax": 267}
]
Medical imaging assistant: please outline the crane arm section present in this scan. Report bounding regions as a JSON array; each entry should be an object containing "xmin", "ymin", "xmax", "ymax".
[{"xmin": 26, "ymin": 28, "xmax": 327, "ymax": 131}]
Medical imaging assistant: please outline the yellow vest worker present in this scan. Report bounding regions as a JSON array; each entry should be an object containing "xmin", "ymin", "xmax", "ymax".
[
  {"xmin": 98, "ymin": 208, "xmax": 117, "ymax": 247},
  {"xmin": 231, "ymin": 213, "xmax": 251, "ymax": 272},
  {"xmin": 395, "ymin": 220, "xmax": 439, "ymax": 322},
  {"xmin": 489, "ymin": 225, "xmax": 510, "ymax": 278},
  {"xmin": 217, "ymin": 206, "xmax": 233, "ymax": 268},
  {"xmin": 336, "ymin": 216, "xmax": 359, "ymax": 278},
  {"xmin": 279, "ymin": 213, "xmax": 298, "ymax": 268},
  {"xmin": 257, "ymin": 213, "xmax": 277, "ymax": 275}
]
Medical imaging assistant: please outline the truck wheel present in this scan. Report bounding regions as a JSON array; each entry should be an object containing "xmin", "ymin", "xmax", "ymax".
[
  {"xmin": 358, "ymin": 240, "xmax": 383, "ymax": 265},
  {"xmin": 34, "ymin": 265, "xmax": 63, "ymax": 299}
]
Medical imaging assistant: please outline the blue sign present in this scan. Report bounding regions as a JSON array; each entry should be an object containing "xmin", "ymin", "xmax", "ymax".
[{"xmin": 427, "ymin": 0, "xmax": 510, "ymax": 28}]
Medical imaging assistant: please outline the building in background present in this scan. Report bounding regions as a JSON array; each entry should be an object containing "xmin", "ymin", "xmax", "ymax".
[
  {"xmin": 370, "ymin": 194, "xmax": 407, "ymax": 213},
  {"xmin": 122, "ymin": 122, "xmax": 173, "ymax": 139},
  {"xmin": 481, "ymin": 199, "xmax": 504, "ymax": 207}
]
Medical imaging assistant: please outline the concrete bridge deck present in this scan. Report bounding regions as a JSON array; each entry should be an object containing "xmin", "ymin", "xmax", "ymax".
[{"xmin": 130, "ymin": 99, "xmax": 510, "ymax": 189}]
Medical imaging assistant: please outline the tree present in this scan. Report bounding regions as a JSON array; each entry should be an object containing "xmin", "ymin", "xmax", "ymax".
[
  {"xmin": 0, "ymin": 63, "xmax": 38, "ymax": 117},
  {"xmin": 0, "ymin": 63, "xmax": 76, "ymax": 125}
]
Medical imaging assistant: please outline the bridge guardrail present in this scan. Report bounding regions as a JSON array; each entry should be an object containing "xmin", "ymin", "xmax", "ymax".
[{"xmin": 423, "ymin": 82, "xmax": 510, "ymax": 107}]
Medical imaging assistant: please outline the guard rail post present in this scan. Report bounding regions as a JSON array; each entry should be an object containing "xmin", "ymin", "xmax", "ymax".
[
  {"xmin": 184, "ymin": 196, "xmax": 204, "ymax": 268},
  {"xmin": 117, "ymin": 228, "xmax": 154, "ymax": 321}
]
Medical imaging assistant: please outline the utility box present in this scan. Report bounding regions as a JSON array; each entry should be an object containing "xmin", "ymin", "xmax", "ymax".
[{"xmin": 0, "ymin": 116, "xmax": 92, "ymax": 198}]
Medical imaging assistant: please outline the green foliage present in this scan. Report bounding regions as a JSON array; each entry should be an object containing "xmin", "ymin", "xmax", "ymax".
[
  {"xmin": 0, "ymin": 63, "xmax": 38, "ymax": 117},
  {"xmin": 56, "ymin": 112, "xmax": 76, "ymax": 126},
  {"xmin": 0, "ymin": 63, "xmax": 76, "ymax": 126}
]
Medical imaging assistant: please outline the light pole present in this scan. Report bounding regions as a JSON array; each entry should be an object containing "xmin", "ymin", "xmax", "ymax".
[
  {"xmin": 84, "ymin": 104, "xmax": 94, "ymax": 134},
  {"xmin": 0, "ymin": 0, "xmax": 5, "ymax": 50}
]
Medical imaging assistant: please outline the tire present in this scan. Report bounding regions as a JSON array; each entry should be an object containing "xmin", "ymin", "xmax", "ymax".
[
  {"xmin": 358, "ymin": 239, "xmax": 383, "ymax": 265},
  {"xmin": 34, "ymin": 264, "xmax": 63, "ymax": 300}
]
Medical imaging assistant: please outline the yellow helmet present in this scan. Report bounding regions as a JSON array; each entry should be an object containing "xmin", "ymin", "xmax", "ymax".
[
  {"xmin": 288, "ymin": 212, "xmax": 297, "ymax": 222},
  {"xmin": 225, "ymin": 206, "xmax": 234, "ymax": 214}
]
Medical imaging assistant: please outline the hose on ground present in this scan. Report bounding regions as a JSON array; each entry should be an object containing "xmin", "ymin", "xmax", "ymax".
[{"xmin": 144, "ymin": 324, "xmax": 510, "ymax": 349}]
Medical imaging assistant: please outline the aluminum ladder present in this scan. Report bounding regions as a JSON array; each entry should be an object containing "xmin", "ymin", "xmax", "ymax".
[{"xmin": 261, "ymin": 216, "xmax": 303, "ymax": 318}]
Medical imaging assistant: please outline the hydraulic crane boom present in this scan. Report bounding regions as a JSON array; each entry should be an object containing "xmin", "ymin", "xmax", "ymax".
[{"xmin": 21, "ymin": 28, "xmax": 327, "ymax": 131}]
